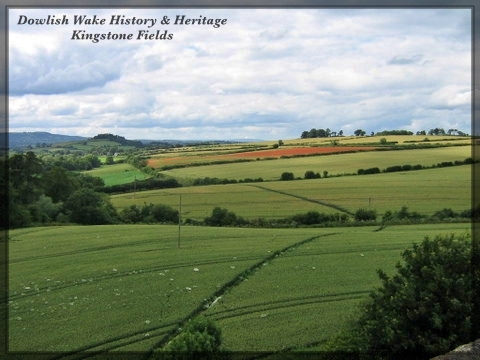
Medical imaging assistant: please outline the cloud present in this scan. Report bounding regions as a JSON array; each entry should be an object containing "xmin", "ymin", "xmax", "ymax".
[
  {"xmin": 8, "ymin": 8, "xmax": 472, "ymax": 139},
  {"xmin": 387, "ymin": 54, "xmax": 423, "ymax": 65}
]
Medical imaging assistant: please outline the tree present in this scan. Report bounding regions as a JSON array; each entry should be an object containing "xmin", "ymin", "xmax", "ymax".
[
  {"xmin": 43, "ymin": 166, "xmax": 79, "ymax": 203},
  {"xmin": 280, "ymin": 172, "xmax": 295, "ymax": 181},
  {"xmin": 204, "ymin": 207, "xmax": 237, "ymax": 226},
  {"xmin": 354, "ymin": 129, "xmax": 366, "ymax": 136},
  {"xmin": 64, "ymin": 188, "xmax": 117, "ymax": 225},
  {"xmin": 354, "ymin": 233, "xmax": 472, "ymax": 359},
  {"xmin": 354, "ymin": 208, "xmax": 376, "ymax": 222},
  {"xmin": 304, "ymin": 170, "xmax": 321, "ymax": 179}
]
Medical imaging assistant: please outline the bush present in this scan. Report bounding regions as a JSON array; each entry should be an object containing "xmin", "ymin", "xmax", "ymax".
[
  {"xmin": 63, "ymin": 188, "xmax": 118, "ymax": 225},
  {"xmin": 162, "ymin": 316, "xmax": 222, "ymax": 353},
  {"xmin": 120, "ymin": 203, "xmax": 178, "ymax": 224},
  {"xmin": 433, "ymin": 208, "xmax": 458, "ymax": 220},
  {"xmin": 354, "ymin": 234, "xmax": 472, "ymax": 358},
  {"xmin": 304, "ymin": 170, "xmax": 321, "ymax": 179},
  {"xmin": 280, "ymin": 172, "xmax": 295, "ymax": 181},
  {"xmin": 354, "ymin": 208, "xmax": 376, "ymax": 222},
  {"xmin": 204, "ymin": 207, "xmax": 238, "ymax": 226}
]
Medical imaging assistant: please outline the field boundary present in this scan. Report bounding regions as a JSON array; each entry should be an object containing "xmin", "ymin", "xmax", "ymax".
[{"xmin": 248, "ymin": 184, "xmax": 354, "ymax": 215}]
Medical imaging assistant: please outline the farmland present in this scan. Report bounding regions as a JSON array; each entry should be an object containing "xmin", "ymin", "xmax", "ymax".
[
  {"xmin": 7, "ymin": 133, "xmax": 475, "ymax": 355},
  {"xmin": 8, "ymin": 223, "xmax": 471, "ymax": 353},
  {"xmin": 158, "ymin": 144, "xmax": 471, "ymax": 182},
  {"xmin": 111, "ymin": 164, "xmax": 471, "ymax": 221}
]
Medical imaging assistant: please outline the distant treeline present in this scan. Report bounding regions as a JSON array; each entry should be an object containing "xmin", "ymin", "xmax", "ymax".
[
  {"xmin": 300, "ymin": 128, "xmax": 469, "ymax": 138},
  {"xmin": 92, "ymin": 133, "xmax": 144, "ymax": 148}
]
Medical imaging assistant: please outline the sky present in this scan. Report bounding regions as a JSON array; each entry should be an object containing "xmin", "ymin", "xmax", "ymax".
[{"xmin": 8, "ymin": 7, "xmax": 472, "ymax": 140}]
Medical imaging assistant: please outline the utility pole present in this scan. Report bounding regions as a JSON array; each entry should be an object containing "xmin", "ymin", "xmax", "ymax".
[
  {"xmin": 178, "ymin": 194, "xmax": 182, "ymax": 248},
  {"xmin": 133, "ymin": 175, "xmax": 136, "ymax": 200}
]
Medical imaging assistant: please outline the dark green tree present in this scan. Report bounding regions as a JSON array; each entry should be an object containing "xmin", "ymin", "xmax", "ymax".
[
  {"xmin": 43, "ymin": 166, "xmax": 79, "ymax": 203},
  {"xmin": 280, "ymin": 172, "xmax": 295, "ymax": 181},
  {"xmin": 204, "ymin": 207, "xmax": 237, "ymax": 226},
  {"xmin": 64, "ymin": 188, "xmax": 117, "ymax": 225},
  {"xmin": 354, "ymin": 208, "xmax": 377, "ymax": 222},
  {"xmin": 355, "ymin": 233, "xmax": 472, "ymax": 359}
]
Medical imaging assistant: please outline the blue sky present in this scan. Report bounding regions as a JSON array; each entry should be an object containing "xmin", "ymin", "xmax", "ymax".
[{"xmin": 8, "ymin": 8, "xmax": 471, "ymax": 140}]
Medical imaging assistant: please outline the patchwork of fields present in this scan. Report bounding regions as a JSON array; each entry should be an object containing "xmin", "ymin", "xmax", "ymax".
[
  {"xmin": 111, "ymin": 165, "xmax": 471, "ymax": 221},
  {"xmin": 8, "ymin": 135, "xmax": 474, "ymax": 355},
  {"xmin": 158, "ymin": 145, "xmax": 471, "ymax": 181}
]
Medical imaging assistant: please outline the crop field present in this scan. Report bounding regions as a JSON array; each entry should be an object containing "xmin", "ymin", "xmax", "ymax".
[
  {"xmin": 8, "ymin": 223, "xmax": 470, "ymax": 354},
  {"xmin": 110, "ymin": 165, "xmax": 471, "ymax": 220},
  {"xmin": 146, "ymin": 146, "xmax": 377, "ymax": 169},
  {"xmin": 83, "ymin": 163, "xmax": 151, "ymax": 186},
  {"xmin": 159, "ymin": 145, "xmax": 471, "ymax": 182}
]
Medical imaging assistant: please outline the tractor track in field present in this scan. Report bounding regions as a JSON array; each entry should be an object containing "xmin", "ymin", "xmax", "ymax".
[
  {"xmin": 207, "ymin": 290, "xmax": 370, "ymax": 322},
  {"xmin": 8, "ymin": 253, "xmax": 270, "ymax": 301},
  {"xmin": 248, "ymin": 184, "xmax": 354, "ymax": 215},
  {"xmin": 42, "ymin": 321, "xmax": 177, "ymax": 360},
  {"xmin": 9, "ymin": 237, "xmax": 174, "ymax": 264},
  {"xmin": 145, "ymin": 232, "xmax": 339, "ymax": 355}
]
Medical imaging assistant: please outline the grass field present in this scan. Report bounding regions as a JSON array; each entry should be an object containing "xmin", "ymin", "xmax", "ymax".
[
  {"xmin": 110, "ymin": 165, "xmax": 471, "ymax": 221},
  {"xmin": 83, "ymin": 163, "xmax": 151, "ymax": 186},
  {"xmin": 159, "ymin": 145, "xmax": 471, "ymax": 182},
  {"xmin": 8, "ymin": 223, "xmax": 470, "ymax": 353}
]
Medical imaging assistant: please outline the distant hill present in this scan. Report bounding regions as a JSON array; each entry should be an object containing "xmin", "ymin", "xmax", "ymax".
[{"xmin": 8, "ymin": 132, "xmax": 87, "ymax": 150}]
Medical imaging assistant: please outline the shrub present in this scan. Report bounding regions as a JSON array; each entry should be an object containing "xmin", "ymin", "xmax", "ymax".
[
  {"xmin": 433, "ymin": 208, "xmax": 458, "ymax": 220},
  {"xmin": 354, "ymin": 234, "xmax": 472, "ymax": 358},
  {"xmin": 161, "ymin": 316, "xmax": 222, "ymax": 353},
  {"xmin": 304, "ymin": 170, "xmax": 321, "ymax": 179},
  {"xmin": 354, "ymin": 208, "xmax": 376, "ymax": 222},
  {"xmin": 204, "ymin": 207, "xmax": 238, "ymax": 226},
  {"xmin": 280, "ymin": 172, "xmax": 295, "ymax": 181}
]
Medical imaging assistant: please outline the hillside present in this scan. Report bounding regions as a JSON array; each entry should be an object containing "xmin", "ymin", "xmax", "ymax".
[{"xmin": 8, "ymin": 131, "xmax": 87, "ymax": 149}]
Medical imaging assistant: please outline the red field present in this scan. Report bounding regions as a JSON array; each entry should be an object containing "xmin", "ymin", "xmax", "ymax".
[{"xmin": 147, "ymin": 146, "xmax": 376, "ymax": 169}]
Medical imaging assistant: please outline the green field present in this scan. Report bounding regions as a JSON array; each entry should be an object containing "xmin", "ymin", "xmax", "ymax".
[
  {"xmin": 159, "ymin": 145, "xmax": 471, "ymax": 182},
  {"xmin": 83, "ymin": 163, "xmax": 151, "ymax": 186},
  {"xmin": 8, "ymin": 223, "xmax": 471, "ymax": 353},
  {"xmin": 111, "ymin": 165, "xmax": 471, "ymax": 221}
]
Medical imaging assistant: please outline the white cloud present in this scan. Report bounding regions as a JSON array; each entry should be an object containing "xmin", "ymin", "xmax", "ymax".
[{"xmin": 8, "ymin": 8, "xmax": 471, "ymax": 139}]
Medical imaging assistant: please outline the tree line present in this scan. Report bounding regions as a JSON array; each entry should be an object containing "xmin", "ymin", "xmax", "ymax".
[{"xmin": 300, "ymin": 127, "xmax": 468, "ymax": 138}]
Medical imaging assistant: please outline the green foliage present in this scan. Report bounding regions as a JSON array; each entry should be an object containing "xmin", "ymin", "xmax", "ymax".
[
  {"xmin": 64, "ymin": 188, "xmax": 118, "ymax": 225},
  {"xmin": 291, "ymin": 211, "xmax": 348, "ymax": 225},
  {"xmin": 357, "ymin": 167, "xmax": 380, "ymax": 175},
  {"xmin": 43, "ymin": 166, "xmax": 79, "ymax": 202},
  {"xmin": 376, "ymin": 130, "xmax": 414, "ymax": 136},
  {"xmin": 102, "ymin": 177, "xmax": 181, "ymax": 194},
  {"xmin": 204, "ymin": 207, "xmax": 244, "ymax": 226},
  {"xmin": 120, "ymin": 203, "xmax": 179, "ymax": 224},
  {"xmin": 354, "ymin": 233, "xmax": 472, "ymax": 358},
  {"xmin": 304, "ymin": 170, "xmax": 321, "ymax": 179},
  {"xmin": 280, "ymin": 172, "xmax": 295, "ymax": 181},
  {"xmin": 354, "ymin": 208, "xmax": 376, "ymax": 222},
  {"xmin": 161, "ymin": 317, "xmax": 222, "ymax": 355}
]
